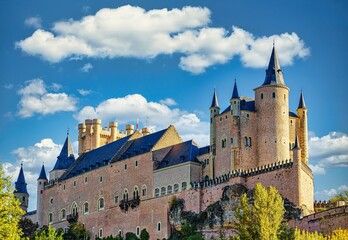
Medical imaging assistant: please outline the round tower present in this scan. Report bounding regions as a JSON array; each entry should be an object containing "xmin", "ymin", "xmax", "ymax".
[
  {"xmin": 37, "ymin": 164, "xmax": 48, "ymax": 227},
  {"xmin": 78, "ymin": 123, "xmax": 86, "ymax": 155},
  {"xmin": 126, "ymin": 124, "xmax": 135, "ymax": 135},
  {"xmin": 109, "ymin": 121, "xmax": 118, "ymax": 142},
  {"xmin": 14, "ymin": 164, "xmax": 29, "ymax": 213},
  {"xmin": 254, "ymin": 46, "xmax": 290, "ymax": 166},
  {"xmin": 297, "ymin": 91, "xmax": 309, "ymax": 164},
  {"xmin": 209, "ymin": 89, "xmax": 220, "ymax": 178},
  {"xmin": 92, "ymin": 119, "xmax": 101, "ymax": 149},
  {"xmin": 230, "ymin": 79, "xmax": 240, "ymax": 117}
]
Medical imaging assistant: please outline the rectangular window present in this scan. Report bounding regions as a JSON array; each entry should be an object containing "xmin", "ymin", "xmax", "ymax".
[
  {"xmin": 85, "ymin": 177, "xmax": 88, "ymax": 183},
  {"xmin": 100, "ymin": 176, "xmax": 103, "ymax": 183}
]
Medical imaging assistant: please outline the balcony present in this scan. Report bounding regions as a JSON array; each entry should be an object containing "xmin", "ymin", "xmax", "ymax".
[
  {"xmin": 119, "ymin": 197, "xmax": 140, "ymax": 211},
  {"xmin": 67, "ymin": 213, "xmax": 78, "ymax": 223}
]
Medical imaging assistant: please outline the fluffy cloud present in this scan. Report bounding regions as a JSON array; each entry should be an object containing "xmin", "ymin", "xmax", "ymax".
[
  {"xmin": 309, "ymin": 132, "xmax": 348, "ymax": 175},
  {"xmin": 16, "ymin": 5, "xmax": 309, "ymax": 73},
  {"xmin": 18, "ymin": 79, "xmax": 77, "ymax": 117},
  {"xmin": 80, "ymin": 63, "xmax": 93, "ymax": 72},
  {"xmin": 74, "ymin": 94, "xmax": 209, "ymax": 146},
  {"xmin": 3, "ymin": 138, "xmax": 63, "ymax": 211},
  {"xmin": 77, "ymin": 89, "xmax": 91, "ymax": 96},
  {"xmin": 159, "ymin": 98, "xmax": 177, "ymax": 106},
  {"xmin": 24, "ymin": 17, "xmax": 42, "ymax": 29},
  {"xmin": 315, "ymin": 185, "xmax": 348, "ymax": 200}
]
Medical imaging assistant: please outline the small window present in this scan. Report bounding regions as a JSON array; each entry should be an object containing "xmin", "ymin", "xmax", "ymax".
[
  {"xmin": 136, "ymin": 226, "xmax": 140, "ymax": 236},
  {"xmin": 48, "ymin": 213, "xmax": 53, "ymax": 223},
  {"xmin": 220, "ymin": 117, "xmax": 222, "ymax": 122},
  {"xmin": 123, "ymin": 189, "xmax": 129, "ymax": 201},
  {"xmin": 261, "ymin": 93, "xmax": 264, "ymax": 99},
  {"xmin": 248, "ymin": 137, "xmax": 252, "ymax": 147},
  {"xmin": 246, "ymin": 113, "xmax": 249, "ymax": 118},
  {"xmin": 142, "ymin": 185, "xmax": 147, "ymax": 197},
  {"xmin": 85, "ymin": 177, "xmax": 88, "ymax": 183},
  {"xmin": 61, "ymin": 209, "xmax": 66, "ymax": 220},
  {"xmin": 124, "ymin": 164, "xmax": 127, "ymax": 170},
  {"xmin": 63, "ymin": 185, "xmax": 66, "ymax": 190},
  {"xmin": 161, "ymin": 187, "xmax": 166, "ymax": 196},
  {"xmin": 40, "ymin": 190, "xmax": 43, "ymax": 194},
  {"xmin": 157, "ymin": 222, "xmax": 161, "ymax": 232},
  {"xmin": 167, "ymin": 185, "xmax": 173, "ymax": 194},
  {"xmin": 114, "ymin": 192, "xmax": 119, "ymax": 204},
  {"xmin": 244, "ymin": 137, "xmax": 248, "ymax": 146},
  {"xmin": 71, "ymin": 202, "xmax": 78, "ymax": 216},
  {"xmin": 272, "ymin": 92, "xmax": 276, "ymax": 98},
  {"xmin": 83, "ymin": 202, "xmax": 89, "ymax": 214},
  {"xmin": 22, "ymin": 196, "xmax": 25, "ymax": 201},
  {"xmin": 98, "ymin": 198, "xmax": 104, "ymax": 211},
  {"xmin": 73, "ymin": 181, "xmax": 76, "ymax": 187},
  {"xmin": 135, "ymin": 161, "xmax": 138, "ymax": 167},
  {"xmin": 284, "ymin": 94, "xmax": 286, "ymax": 100},
  {"xmin": 99, "ymin": 228, "xmax": 103, "ymax": 238},
  {"xmin": 154, "ymin": 188, "xmax": 160, "ymax": 197},
  {"xmin": 50, "ymin": 198, "xmax": 53, "ymax": 204},
  {"xmin": 182, "ymin": 182, "xmax": 187, "ymax": 191},
  {"xmin": 225, "ymin": 115, "xmax": 228, "ymax": 119},
  {"xmin": 231, "ymin": 138, "xmax": 233, "ymax": 144},
  {"xmin": 99, "ymin": 176, "xmax": 103, "ymax": 183},
  {"xmin": 206, "ymin": 159, "xmax": 209, "ymax": 165},
  {"xmin": 133, "ymin": 186, "xmax": 139, "ymax": 199},
  {"xmin": 174, "ymin": 184, "xmax": 179, "ymax": 193},
  {"xmin": 118, "ymin": 230, "xmax": 122, "ymax": 237}
]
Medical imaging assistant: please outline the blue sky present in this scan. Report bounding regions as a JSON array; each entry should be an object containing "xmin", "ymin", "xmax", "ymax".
[{"xmin": 0, "ymin": 0, "xmax": 347, "ymax": 211}]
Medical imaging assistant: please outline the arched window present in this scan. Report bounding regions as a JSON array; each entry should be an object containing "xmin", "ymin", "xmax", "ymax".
[
  {"xmin": 61, "ymin": 209, "xmax": 66, "ymax": 220},
  {"xmin": 182, "ymin": 182, "xmax": 187, "ymax": 191},
  {"xmin": 261, "ymin": 93, "xmax": 264, "ymax": 99},
  {"xmin": 161, "ymin": 187, "xmax": 166, "ymax": 196},
  {"xmin": 141, "ymin": 185, "xmax": 147, "ymax": 197},
  {"xmin": 136, "ymin": 226, "xmax": 140, "ymax": 236},
  {"xmin": 83, "ymin": 202, "xmax": 89, "ymax": 214},
  {"xmin": 133, "ymin": 186, "xmax": 139, "ymax": 199},
  {"xmin": 114, "ymin": 192, "xmax": 119, "ymax": 204},
  {"xmin": 174, "ymin": 184, "xmax": 179, "ymax": 193},
  {"xmin": 71, "ymin": 202, "xmax": 78, "ymax": 216},
  {"xmin": 48, "ymin": 213, "xmax": 53, "ymax": 223},
  {"xmin": 154, "ymin": 188, "xmax": 160, "ymax": 197},
  {"xmin": 99, "ymin": 228, "xmax": 103, "ymax": 238},
  {"xmin": 167, "ymin": 185, "xmax": 173, "ymax": 194},
  {"xmin": 157, "ymin": 222, "xmax": 161, "ymax": 232},
  {"xmin": 98, "ymin": 198, "xmax": 104, "ymax": 211},
  {"xmin": 272, "ymin": 92, "xmax": 276, "ymax": 98},
  {"xmin": 123, "ymin": 189, "xmax": 129, "ymax": 201}
]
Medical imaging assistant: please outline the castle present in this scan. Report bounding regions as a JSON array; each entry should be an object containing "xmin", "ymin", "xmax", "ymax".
[{"xmin": 14, "ymin": 46, "xmax": 317, "ymax": 239}]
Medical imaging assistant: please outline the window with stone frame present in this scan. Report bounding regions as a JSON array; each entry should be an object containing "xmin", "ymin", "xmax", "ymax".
[
  {"xmin": 181, "ymin": 182, "xmax": 187, "ymax": 191},
  {"xmin": 99, "ymin": 228, "xmax": 103, "ymax": 238},
  {"xmin": 48, "ymin": 213, "xmax": 53, "ymax": 223},
  {"xmin": 167, "ymin": 185, "xmax": 173, "ymax": 194},
  {"xmin": 141, "ymin": 185, "xmax": 147, "ymax": 197},
  {"xmin": 123, "ymin": 189, "xmax": 129, "ymax": 201},
  {"xmin": 83, "ymin": 202, "xmax": 89, "ymax": 214},
  {"xmin": 98, "ymin": 198, "xmax": 104, "ymax": 211},
  {"xmin": 114, "ymin": 192, "xmax": 119, "ymax": 204},
  {"xmin": 133, "ymin": 186, "xmax": 139, "ymax": 199},
  {"xmin": 174, "ymin": 184, "xmax": 179, "ymax": 193},
  {"xmin": 61, "ymin": 209, "xmax": 66, "ymax": 220},
  {"xmin": 154, "ymin": 188, "xmax": 160, "ymax": 197},
  {"xmin": 161, "ymin": 187, "xmax": 166, "ymax": 196}
]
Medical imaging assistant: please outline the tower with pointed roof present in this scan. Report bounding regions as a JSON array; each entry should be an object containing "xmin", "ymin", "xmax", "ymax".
[
  {"xmin": 50, "ymin": 134, "xmax": 75, "ymax": 180},
  {"xmin": 209, "ymin": 89, "xmax": 220, "ymax": 177},
  {"xmin": 37, "ymin": 164, "xmax": 48, "ymax": 227},
  {"xmin": 254, "ymin": 45, "xmax": 290, "ymax": 166},
  {"xmin": 297, "ymin": 91, "xmax": 309, "ymax": 164},
  {"xmin": 230, "ymin": 79, "xmax": 241, "ymax": 117},
  {"xmin": 14, "ymin": 164, "xmax": 29, "ymax": 212}
]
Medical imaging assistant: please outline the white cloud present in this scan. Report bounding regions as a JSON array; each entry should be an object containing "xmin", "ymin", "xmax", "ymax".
[
  {"xmin": 315, "ymin": 185, "xmax": 348, "ymax": 201},
  {"xmin": 24, "ymin": 17, "xmax": 42, "ymax": 29},
  {"xmin": 3, "ymin": 83, "xmax": 14, "ymax": 89},
  {"xmin": 77, "ymin": 89, "xmax": 91, "ymax": 96},
  {"xmin": 17, "ymin": 79, "xmax": 77, "ymax": 118},
  {"xmin": 308, "ymin": 132, "xmax": 348, "ymax": 175},
  {"xmin": 159, "ymin": 98, "xmax": 177, "ymax": 106},
  {"xmin": 3, "ymin": 138, "xmax": 63, "ymax": 211},
  {"xmin": 74, "ymin": 94, "xmax": 209, "ymax": 146},
  {"xmin": 16, "ymin": 5, "xmax": 309, "ymax": 73},
  {"xmin": 80, "ymin": 63, "xmax": 93, "ymax": 72}
]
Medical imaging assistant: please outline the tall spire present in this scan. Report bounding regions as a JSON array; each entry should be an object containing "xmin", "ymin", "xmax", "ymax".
[
  {"xmin": 231, "ymin": 79, "xmax": 240, "ymax": 99},
  {"xmin": 262, "ymin": 45, "xmax": 285, "ymax": 86},
  {"xmin": 210, "ymin": 88, "xmax": 220, "ymax": 108},
  {"xmin": 293, "ymin": 134, "xmax": 301, "ymax": 149},
  {"xmin": 52, "ymin": 134, "xmax": 75, "ymax": 171},
  {"xmin": 15, "ymin": 164, "xmax": 28, "ymax": 194},
  {"xmin": 38, "ymin": 164, "xmax": 48, "ymax": 180},
  {"xmin": 298, "ymin": 90, "xmax": 307, "ymax": 109}
]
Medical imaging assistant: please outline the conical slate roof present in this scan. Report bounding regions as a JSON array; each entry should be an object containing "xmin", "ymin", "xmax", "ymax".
[
  {"xmin": 231, "ymin": 79, "xmax": 239, "ymax": 99},
  {"xmin": 15, "ymin": 164, "xmax": 28, "ymax": 194},
  {"xmin": 298, "ymin": 91, "xmax": 307, "ymax": 109},
  {"xmin": 293, "ymin": 134, "xmax": 301, "ymax": 150},
  {"xmin": 262, "ymin": 45, "xmax": 286, "ymax": 86},
  {"xmin": 210, "ymin": 88, "xmax": 219, "ymax": 108},
  {"xmin": 52, "ymin": 135, "xmax": 75, "ymax": 171},
  {"xmin": 38, "ymin": 164, "xmax": 48, "ymax": 180}
]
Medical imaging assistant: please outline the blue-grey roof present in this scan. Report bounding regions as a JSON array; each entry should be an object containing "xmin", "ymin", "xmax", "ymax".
[
  {"xmin": 231, "ymin": 80, "xmax": 239, "ymax": 99},
  {"xmin": 198, "ymin": 146, "xmax": 210, "ymax": 155},
  {"xmin": 262, "ymin": 46, "xmax": 286, "ymax": 86},
  {"xmin": 38, "ymin": 165, "xmax": 48, "ymax": 180},
  {"xmin": 293, "ymin": 134, "xmax": 301, "ymax": 149},
  {"xmin": 52, "ymin": 136, "xmax": 75, "ymax": 171},
  {"xmin": 222, "ymin": 99, "xmax": 255, "ymax": 114},
  {"xmin": 289, "ymin": 111, "xmax": 299, "ymax": 118},
  {"xmin": 156, "ymin": 140, "xmax": 200, "ymax": 169},
  {"xmin": 298, "ymin": 91, "xmax": 307, "ymax": 109},
  {"xmin": 15, "ymin": 164, "xmax": 28, "ymax": 194},
  {"xmin": 210, "ymin": 88, "xmax": 219, "ymax": 108}
]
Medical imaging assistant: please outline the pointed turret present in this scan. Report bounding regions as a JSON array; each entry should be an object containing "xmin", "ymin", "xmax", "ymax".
[
  {"xmin": 15, "ymin": 163, "xmax": 28, "ymax": 194},
  {"xmin": 50, "ymin": 134, "xmax": 75, "ymax": 180},
  {"xmin": 14, "ymin": 164, "xmax": 29, "ymax": 212},
  {"xmin": 298, "ymin": 90, "xmax": 307, "ymax": 109},
  {"xmin": 231, "ymin": 79, "xmax": 240, "ymax": 99},
  {"xmin": 293, "ymin": 134, "xmax": 301, "ymax": 149},
  {"xmin": 38, "ymin": 164, "xmax": 48, "ymax": 180},
  {"xmin": 262, "ymin": 45, "xmax": 285, "ymax": 86},
  {"xmin": 210, "ymin": 88, "xmax": 219, "ymax": 109}
]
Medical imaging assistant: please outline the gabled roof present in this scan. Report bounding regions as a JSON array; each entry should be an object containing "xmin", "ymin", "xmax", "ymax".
[
  {"xmin": 231, "ymin": 79, "xmax": 240, "ymax": 99},
  {"xmin": 38, "ymin": 164, "xmax": 48, "ymax": 180},
  {"xmin": 289, "ymin": 111, "xmax": 299, "ymax": 118},
  {"xmin": 52, "ymin": 135, "xmax": 75, "ymax": 171},
  {"xmin": 210, "ymin": 88, "xmax": 220, "ymax": 108},
  {"xmin": 298, "ymin": 91, "xmax": 307, "ymax": 109},
  {"xmin": 156, "ymin": 140, "xmax": 200, "ymax": 170},
  {"xmin": 15, "ymin": 164, "xmax": 28, "ymax": 194},
  {"xmin": 262, "ymin": 45, "xmax": 286, "ymax": 86}
]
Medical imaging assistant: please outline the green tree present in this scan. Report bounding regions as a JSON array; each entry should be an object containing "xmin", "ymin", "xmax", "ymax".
[
  {"xmin": 234, "ymin": 183, "xmax": 285, "ymax": 240},
  {"xmin": 35, "ymin": 225, "xmax": 63, "ymax": 240},
  {"xmin": 63, "ymin": 222, "xmax": 89, "ymax": 240},
  {"xmin": 0, "ymin": 163, "xmax": 24, "ymax": 240},
  {"xmin": 18, "ymin": 217, "xmax": 38, "ymax": 239},
  {"xmin": 125, "ymin": 232, "xmax": 139, "ymax": 240},
  {"xmin": 140, "ymin": 229, "xmax": 149, "ymax": 240}
]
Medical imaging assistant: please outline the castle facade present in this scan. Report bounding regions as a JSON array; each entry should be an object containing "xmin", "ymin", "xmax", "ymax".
[{"xmin": 15, "ymin": 46, "xmax": 315, "ymax": 239}]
